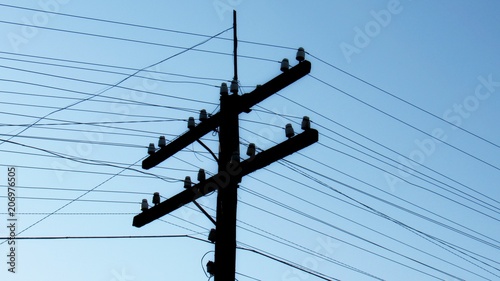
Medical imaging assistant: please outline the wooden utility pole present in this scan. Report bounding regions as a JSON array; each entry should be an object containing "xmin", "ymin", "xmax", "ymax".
[{"xmin": 132, "ymin": 11, "xmax": 317, "ymax": 280}]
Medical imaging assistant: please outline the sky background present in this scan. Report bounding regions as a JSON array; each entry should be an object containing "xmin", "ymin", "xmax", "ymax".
[{"xmin": 0, "ymin": 1, "xmax": 499, "ymax": 280}]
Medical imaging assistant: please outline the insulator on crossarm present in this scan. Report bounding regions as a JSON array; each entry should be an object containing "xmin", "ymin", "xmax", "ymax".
[
  {"xmin": 280, "ymin": 58, "xmax": 289, "ymax": 72},
  {"xmin": 152, "ymin": 192, "xmax": 160, "ymax": 206},
  {"xmin": 141, "ymin": 199, "xmax": 149, "ymax": 211},
  {"xmin": 301, "ymin": 116, "xmax": 311, "ymax": 130},
  {"xmin": 147, "ymin": 143, "xmax": 155, "ymax": 155},
  {"xmin": 184, "ymin": 176, "xmax": 192, "ymax": 189},
  {"xmin": 220, "ymin": 83, "xmax": 228, "ymax": 96},
  {"xmin": 199, "ymin": 109, "xmax": 208, "ymax": 121},
  {"xmin": 188, "ymin": 117, "xmax": 195, "ymax": 129},
  {"xmin": 158, "ymin": 136, "xmax": 166, "ymax": 147},
  {"xmin": 296, "ymin": 47, "xmax": 305, "ymax": 62},
  {"xmin": 198, "ymin": 169, "xmax": 206, "ymax": 182},
  {"xmin": 246, "ymin": 143, "xmax": 256, "ymax": 157},
  {"xmin": 285, "ymin": 124, "xmax": 295, "ymax": 138}
]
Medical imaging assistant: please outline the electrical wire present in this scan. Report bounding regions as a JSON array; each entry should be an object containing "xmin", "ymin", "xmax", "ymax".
[
  {"xmin": 1, "ymin": 10, "xmax": 496, "ymax": 278},
  {"xmin": 156, "ymin": 146, "xmax": 483, "ymax": 280},
  {"xmin": 0, "ymin": 55, "xmax": 220, "ymax": 88},
  {"xmin": 221, "ymin": 132, "xmax": 499, "ymax": 277},
  {"xmin": 239, "ymin": 175, "xmax": 492, "ymax": 279},
  {"xmin": 174, "ymin": 135, "xmax": 500, "ymax": 272},
  {"xmin": 0, "ymin": 98, "xmax": 199, "ymax": 122},
  {"xmin": 0, "ymin": 156, "xmax": 147, "ymax": 245},
  {"xmin": 189, "ymin": 203, "xmax": 382, "ymax": 280},
  {"xmin": 0, "ymin": 64, "xmax": 219, "ymax": 106},
  {"xmin": 0, "ymin": 234, "xmax": 209, "ymax": 241},
  {"xmin": 258, "ymin": 103, "xmax": 500, "ymax": 210},
  {"xmin": 0, "ymin": 50, "xmax": 226, "ymax": 82},
  {"xmin": 306, "ymin": 52, "xmax": 500, "ymax": 150},
  {"xmin": 241, "ymin": 124, "xmax": 498, "ymax": 241},
  {"xmin": 307, "ymin": 75, "xmax": 500, "ymax": 171},
  {"xmin": 237, "ymin": 245, "xmax": 341, "ymax": 281},
  {"xmin": 146, "ymin": 150, "xmax": 387, "ymax": 279},
  {"xmin": 0, "ymin": 20, "xmax": 276, "ymax": 63},
  {"xmin": 239, "ymin": 121, "xmax": 500, "ymax": 246},
  {"xmin": 0, "ymin": 3, "xmax": 297, "ymax": 55},
  {"xmin": 278, "ymin": 158, "xmax": 500, "ymax": 250},
  {"xmin": 0, "ymin": 26, "xmax": 231, "ymax": 149},
  {"xmin": 0, "ymin": 3, "xmax": 225, "ymax": 39},
  {"xmin": 280, "ymin": 160, "xmax": 500, "ymax": 276},
  {"xmin": 0, "ymin": 89, "xmax": 202, "ymax": 114},
  {"xmin": 238, "ymin": 187, "xmax": 463, "ymax": 280}
]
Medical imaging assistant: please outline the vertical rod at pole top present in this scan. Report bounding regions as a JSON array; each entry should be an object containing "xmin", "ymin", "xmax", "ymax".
[{"xmin": 233, "ymin": 10, "xmax": 238, "ymax": 82}]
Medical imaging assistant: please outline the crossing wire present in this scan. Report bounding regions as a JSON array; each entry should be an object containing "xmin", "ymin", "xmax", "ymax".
[
  {"xmin": 307, "ymin": 75, "xmax": 500, "ymax": 171},
  {"xmin": 141, "ymin": 136, "xmax": 492, "ymax": 277},
  {"xmin": 0, "ymin": 55, "xmax": 221, "ymax": 87},
  {"xmin": 306, "ymin": 52, "xmax": 500, "ymax": 150},
  {"xmin": 0, "ymin": 20, "xmax": 276, "ymax": 63},
  {"xmin": 0, "ymin": 50, "xmax": 227, "ymax": 82},
  {"xmin": 255, "ymin": 103, "xmax": 500, "ymax": 214},
  {"xmin": 1, "ymin": 5, "xmax": 496, "ymax": 276},
  {"xmin": 239, "ymin": 174, "xmax": 495, "ymax": 279},
  {"xmin": 0, "ymin": 26, "xmax": 231, "ymax": 147},
  {"xmin": 279, "ymin": 159, "xmax": 500, "ymax": 275}
]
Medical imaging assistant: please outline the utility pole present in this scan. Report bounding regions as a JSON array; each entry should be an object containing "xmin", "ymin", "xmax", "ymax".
[
  {"xmin": 214, "ymin": 10, "xmax": 239, "ymax": 280},
  {"xmin": 133, "ymin": 11, "xmax": 317, "ymax": 281}
]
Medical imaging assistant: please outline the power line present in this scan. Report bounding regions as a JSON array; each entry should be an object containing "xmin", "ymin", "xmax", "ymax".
[
  {"xmin": 238, "ymin": 124, "xmax": 498, "ymax": 241},
  {"xmin": 308, "ymin": 75, "xmax": 500, "ymax": 171},
  {"xmin": 0, "ymin": 212, "xmax": 134, "ymax": 216},
  {"xmin": 189, "ymin": 135, "xmax": 500, "ymax": 258},
  {"xmin": 0, "ymin": 158, "xmax": 145, "ymax": 244},
  {"xmin": 239, "ymin": 187, "xmax": 463, "ymax": 281},
  {"xmin": 0, "ymin": 26, "xmax": 230, "ymax": 148},
  {"xmin": 191, "ymin": 204, "xmax": 382, "ymax": 280},
  {"xmin": 0, "ymin": 3, "xmax": 297, "ymax": 55},
  {"xmin": 258, "ymin": 99, "xmax": 499, "ymax": 208},
  {"xmin": 239, "ymin": 176, "xmax": 492, "ymax": 279},
  {"xmin": 237, "ymin": 246, "xmax": 340, "ymax": 281},
  {"xmin": 255, "ymin": 103, "xmax": 500, "ymax": 213},
  {"xmin": 0, "ymin": 55, "xmax": 220, "ymax": 88},
  {"xmin": 0, "ymin": 4, "xmax": 224, "ymax": 39},
  {"xmin": 163, "ymin": 149, "xmax": 480, "ymax": 274},
  {"xmin": 0, "ymin": 100, "xmax": 190, "ymax": 122},
  {"xmin": 0, "ymin": 89, "xmax": 203, "ymax": 113},
  {"xmin": 0, "ymin": 138, "xmax": 204, "ymax": 184},
  {"xmin": 280, "ymin": 158, "xmax": 500, "ymax": 250},
  {"xmin": 0, "ymin": 20, "xmax": 276, "ymax": 63},
  {"xmin": 246, "ymin": 156, "xmax": 500, "ymax": 273},
  {"xmin": 191, "ymin": 130, "xmax": 500, "ymax": 274},
  {"xmin": 0, "ymin": 63, "xmax": 219, "ymax": 106},
  {"xmin": 0, "ymin": 234, "xmax": 208, "ymax": 240},
  {"xmin": 306, "ymin": 52, "xmax": 500, "ymax": 150},
  {"xmin": 0, "ymin": 50, "xmax": 227, "ymax": 82},
  {"xmin": 281, "ymin": 160, "xmax": 500, "ymax": 276}
]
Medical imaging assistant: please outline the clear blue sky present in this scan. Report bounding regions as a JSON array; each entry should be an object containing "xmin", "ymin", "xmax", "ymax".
[{"xmin": 1, "ymin": 1, "xmax": 499, "ymax": 280}]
